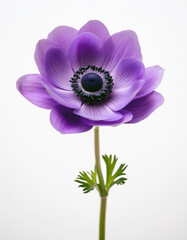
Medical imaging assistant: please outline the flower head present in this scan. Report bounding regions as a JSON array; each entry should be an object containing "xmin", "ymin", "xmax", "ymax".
[{"xmin": 17, "ymin": 20, "xmax": 164, "ymax": 134}]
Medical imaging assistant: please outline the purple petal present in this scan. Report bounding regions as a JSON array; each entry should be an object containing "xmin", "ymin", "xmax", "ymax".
[
  {"xmin": 106, "ymin": 80, "xmax": 144, "ymax": 111},
  {"xmin": 104, "ymin": 58, "xmax": 145, "ymax": 111},
  {"xmin": 42, "ymin": 81, "xmax": 82, "ymax": 109},
  {"xmin": 77, "ymin": 20, "xmax": 110, "ymax": 43},
  {"xmin": 34, "ymin": 39, "xmax": 58, "ymax": 78},
  {"xmin": 45, "ymin": 48, "xmax": 73, "ymax": 90},
  {"xmin": 74, "ymin": 103, "xmax": 122, "ymax": 121},
  {"xmin": 50, "ymin": 105, "xmax": 92, "ymax": 134},
  {"xmin": 81, "ymin": 110, "xmax": 133, "ymax": 126},
  {"xmin": 102, "ymin": 31, "xmax": 142, "ymax": 71},
  {"xmin": 48, "ymin": 26, "xmax": 77, "ymax": 51},
  {"xmin": 16, "ymin": 74, "xmax": 57, "ymax": 109},
  {"xmin": 135, "ymin": 65, "xmax": 164, "ymax": 99},
  {"xmin": 69, "ymin": 33, "xmax": 102, "ymax": 71},
  {"xmin": 125, "ymin": 91, "xmax": 164, "ymax": 123},
  {"xmin": 112, "ymin": 58, "xmax": 145, "ymax": 88}
]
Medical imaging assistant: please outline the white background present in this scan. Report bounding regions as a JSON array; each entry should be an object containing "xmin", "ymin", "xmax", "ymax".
[{"xmin": 0, "ymin": 0, "xmax": 187, "ymax": 239}]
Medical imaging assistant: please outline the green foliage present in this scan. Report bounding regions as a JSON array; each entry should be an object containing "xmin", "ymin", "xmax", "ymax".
[
  {"xmin": 75, "ymin": 155, "xmax": 127, "ymax": 194},
  {"xmin": 102, "ymin": 155, "xmax": 127, "ymax": 189},
  {"xmin": 75, "ymin": 170, "xmax": 97, "ymax": 194}
]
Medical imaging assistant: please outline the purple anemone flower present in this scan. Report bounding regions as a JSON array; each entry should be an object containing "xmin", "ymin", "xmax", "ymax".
[{"xmin": 17, "ymin": 20, "xmax": 164, "ymax": 134}]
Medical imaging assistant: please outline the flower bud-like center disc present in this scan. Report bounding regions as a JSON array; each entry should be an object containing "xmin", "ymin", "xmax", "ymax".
[
  {"xmin": 81, "ymin": 73, "xmax": 103, "ymax": 92},
  {"xmin": 70, "ymin": 65, "xmax": 113, "ymax": 104}
]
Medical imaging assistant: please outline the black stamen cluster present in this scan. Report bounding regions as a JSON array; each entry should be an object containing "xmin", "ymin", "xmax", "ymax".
[{"xmin": 70, "ymin": 65, "xmax": 113, "ymax": 104}]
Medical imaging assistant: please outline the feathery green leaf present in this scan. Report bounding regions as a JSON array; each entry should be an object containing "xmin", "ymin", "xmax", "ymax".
[
  {"xmin": 102, "ymin": 154, "xmax": 127, "ymax": 189},
  {"xmin": 75, "ymin": 170, "xmax": 97, "ymax": 194}
]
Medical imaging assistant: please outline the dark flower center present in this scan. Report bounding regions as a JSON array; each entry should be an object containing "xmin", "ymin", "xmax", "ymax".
[
  {"xmin": 70, "ymin": 65, "xmax": 113, "ymax": 105},
  {"xmin": 81, "ymin": 73, "xmax": 103, "ymax": 92}
]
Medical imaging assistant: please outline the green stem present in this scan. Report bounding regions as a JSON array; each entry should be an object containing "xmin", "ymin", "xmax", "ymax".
[
  {"xmin": 94, "ymin": 126, "xmax": 107, "ymax": 196},
  {"xmin": 99, "ymin": 197, "xmax": 107, "ymax": 240},
  {"xmin": 94, "ymin": 126, "xmax": 108, "ymax": 240}
]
